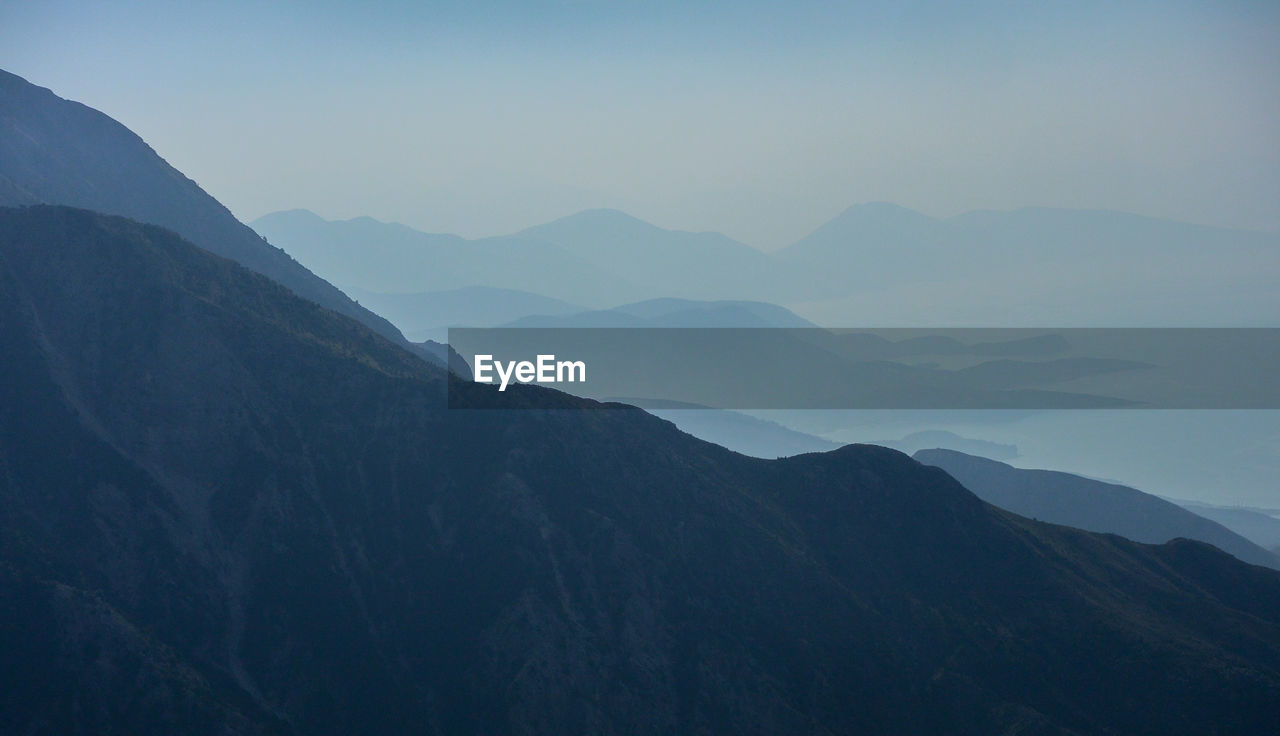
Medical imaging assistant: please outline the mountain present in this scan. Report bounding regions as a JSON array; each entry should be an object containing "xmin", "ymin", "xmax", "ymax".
[
  {"xmin": 915, "ymin": 449, "xmax": 1280, "ymax": 569},
  {"xmin": 4, "ymin": 205, "xmax": 1280, "ymax": 734},
  {"xmin": 1175, "ymin": 502, "xmax": 1280, "ymax": 552},
  {"xmin": 620, "ymin": 402, "xmax": 841, "ymax": 458},
  {"xmin": 873, "ymin": 430, "xmax": 1019, "ymax": 461},
  {"xmin": 344, "ymin": 285, "xmax": 583, "ymax": 342},
  {"xmin": 253, "ymin": 201, "xmax": 1279, "ymax": 328},
  {"xmin": 517, "ymin": 209, "xmax": 791, "ymax": 301},
  {"xmin": 781, "ymin": 204, "xmax": 1280, "ymax": 325},
  {"xmin": 501, "ymin": 297, "xmax": 816, "ymax": 328},
  {"xmin": 251, "ymin": 209, "xmax": 646, "ymax": 307},
  {"xmin": 0, "ymin": 69, "xmax": 412, "ymax": 352}
]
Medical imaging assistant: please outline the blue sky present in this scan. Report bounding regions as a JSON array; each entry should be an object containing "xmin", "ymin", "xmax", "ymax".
[{"xmin": 2, "ymin": 0, "xmax": 1277, "ymax": 246}]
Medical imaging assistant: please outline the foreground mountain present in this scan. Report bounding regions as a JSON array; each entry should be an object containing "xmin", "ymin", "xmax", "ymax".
[
  {"xmin": 0, "ymin": 69, "xmax": 414, "ymax": 352},
  {"xmin": 3, "ymin": 205, "xmax": 1280, "ymax": 734},
  {"xmin": 916, "ymin": 449, "xmax": 1280, "ymax": 569}
]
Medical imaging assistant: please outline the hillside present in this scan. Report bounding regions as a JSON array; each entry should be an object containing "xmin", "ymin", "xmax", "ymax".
[
  {"xmin": 2, "ymin": 205, "xmax": 1279, "ymax": 734},
  {"xmin": 0, "ymin": 69, "xmax": 412, "ymax": 351}
]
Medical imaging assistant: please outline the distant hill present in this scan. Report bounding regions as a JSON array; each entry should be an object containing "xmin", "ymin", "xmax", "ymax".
[
  {"xmin": 251, "ymin": 209, "xmax": 647, "ymax": 307},
  {"xmin": 873, "ymin": 431, "xmax": 1019, "ymax": 461},
  {"xmin": 261, "ymin": 201, "xmax": 1279, "ymax": 327},
  {"xmin": 345, "ymin": 285, "xmax": 583, "ymax": 342},
  {"xmin": 0, "ymin": 69, "xmax": 411, "ymax": 351},
  {"xmin": 1175, "ymin": 502, "xmax": 1280, "ymax": 552},
  {"xmin": 502, "ymin": 297, "xmax": 816, "ymax": 328},
  {"xmin": 915, "ymin": 449, "xmax": 1280, "ymax": 569},
  {"xmin": 781, "ymin": 203, "xmax": 1280, "ymax": 325},
  {"xmin": 517, "ymin": 209, "xmax": 792, "ymax": 301},
  {"xmin": 605, "ymin": 401, "xmax": 841, "ymax": 458}
]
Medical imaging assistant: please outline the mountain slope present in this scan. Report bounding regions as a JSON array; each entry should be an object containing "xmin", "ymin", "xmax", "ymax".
[
  {"xmin": 0, "ymin": 69, "xmax": 411, "ymax": 350},
  {"xmin": 915, "ymin": 449, "xmax": 1280, "ymax": 569},
  {"xmin": 3, "ymin": 206, "xmax": 1280, "ymax": 734}
]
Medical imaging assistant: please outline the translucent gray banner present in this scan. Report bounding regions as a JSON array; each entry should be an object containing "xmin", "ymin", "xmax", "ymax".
[{"xmin": 447, "ymin": 328, "xmax": 1280, "ymax": 409}]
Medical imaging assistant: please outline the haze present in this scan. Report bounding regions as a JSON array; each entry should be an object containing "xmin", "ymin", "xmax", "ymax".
[{"xmin": 2, "ymin": 0, "xmax": 1277, "ymax": 248}]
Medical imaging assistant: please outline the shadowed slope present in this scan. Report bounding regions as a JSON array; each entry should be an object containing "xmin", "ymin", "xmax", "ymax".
[{"xmin": 2, "ymin": 206, "xmax": 1279, "ymax": 735}]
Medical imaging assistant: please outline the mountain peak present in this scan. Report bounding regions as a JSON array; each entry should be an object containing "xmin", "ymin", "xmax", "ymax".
[
  {"xmin": 829, "ymin": 201, "xmax": 935, "ymax": 225},
  {"xmin": 532, "ymin": 207, "xmax": 661, "ymax": 234}
]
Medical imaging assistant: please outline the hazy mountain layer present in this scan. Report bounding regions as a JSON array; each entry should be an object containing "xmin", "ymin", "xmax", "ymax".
[
  {"xmin": 1176, "ymin": 502, "xmax": 1280, "ymax": 552},
  {"xmin": 916, "ymin": 449, "xmax": 1280, "ymax": 569},
  {"xmin": 251, "ymin": 209, "xmax": 645, "ymax": 307},
  {"xmin": 253, "ymin": 201, "xmax": 1280, "ymax": 327},
  {"xmin": 501, "ymin": 298, "xmax": 816, "ymax": 328},
  {"xmin": 345, "ymin": 285, "xmax": 583, "ymax": 342}
]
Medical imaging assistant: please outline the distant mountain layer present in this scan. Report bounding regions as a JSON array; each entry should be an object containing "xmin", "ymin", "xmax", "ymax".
[
  {"xmin": 782, "ymin": 203, "xmax": 1280, "ymax": 325},
  {"xmin": 4, "ymin": 205, "xmax": 1280, "ymax": 734},
  {"xmin": 345, "ymin": 285, "xmax": 583, "ymax": 341},
  {"xmin": 251, "ymin": 209, "xmax": 646, "ymax": 308},
  {"xmin": 516, "ymin": 209, "xmax": 790, "ymax": 302},
  {"xmin": 645, "ymin": 407, "xmax": 839, "ymax": 458},
  {"xmin": 873, "ymin": 431, "xmax": 1020, "ymax": 461},
  {"xmin": 253, "ymin": 202, "xmax": 1280, "ymax": 326},
  {"xmin": 501, "ymin": 298, "xmax": 816, "ymax": 328},
  {"xmin": 915, "ymin": 449, "xmax": 1280, "ymax": 569},
  {"xmin": 1176, "ymin": 502, "xmax": 1280, "ymax": 552},
  {"xmin": 0, "ymin": 69, "xmax": 410, "ymax": 350}
]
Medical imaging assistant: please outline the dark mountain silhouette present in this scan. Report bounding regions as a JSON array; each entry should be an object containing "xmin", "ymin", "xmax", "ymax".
[
  {"xmin": 915, "ymin": 449, "xmax": 1280, "ymax": 569},
  {"xmin": 0, "ymin": 69, "xmax": 417, "ymax": 355},
  {"xmin": 4, "ymin": 205, "xmax": 1280, "ymax": 734}
]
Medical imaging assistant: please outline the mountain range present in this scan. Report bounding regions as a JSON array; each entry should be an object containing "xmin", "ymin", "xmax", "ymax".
[
  {"xmin": 0, "ymin": 69, "xmax": 455, "ymax": 366},
  {"xmin": 251, "ymin": 202, "xmax": 1280, "ymax": 329},
  {"xmin": 5, "ymin": 205, "xmax": 1280, "ymax": 734},
  {"xmin": 4, "ymin": 67, "xmax": 1280, "ymax": 735}
]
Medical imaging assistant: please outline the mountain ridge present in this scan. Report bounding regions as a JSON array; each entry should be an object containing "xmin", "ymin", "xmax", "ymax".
[
  {"xmin": 0, "ymin": 68, "xmax": 435, "ymax": 359},
  {"xmin": 3, "ymin": 204, "xmax": 1280, "ymax": 734}
]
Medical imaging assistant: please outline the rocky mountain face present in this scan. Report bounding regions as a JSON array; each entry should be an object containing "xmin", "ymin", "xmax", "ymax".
[{"xmin": 3, "ymin": 205, "xmax": 1280, "ymax": 734}]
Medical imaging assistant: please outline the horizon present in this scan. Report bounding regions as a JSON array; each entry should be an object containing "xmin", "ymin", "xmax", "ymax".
[
  {"xmin": 257, "ymin": 200, "xmax": 1280, "ymax": 252},
  {"xmin": 2, "ymin": 1, "xmax": 1277, "ymax": 248}
]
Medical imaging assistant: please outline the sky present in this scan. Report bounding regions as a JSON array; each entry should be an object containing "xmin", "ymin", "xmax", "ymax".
[{"xmin": 2, "ymin": 0, "xmax": 1277, "ymax": 248}]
